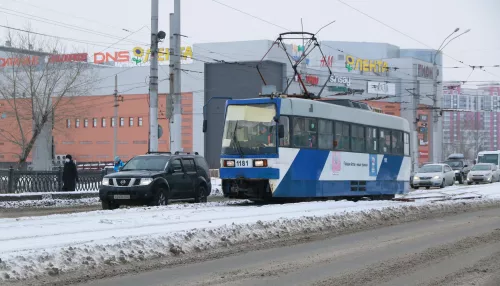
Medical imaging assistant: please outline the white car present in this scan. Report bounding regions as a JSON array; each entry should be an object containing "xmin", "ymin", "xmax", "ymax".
[
  {"xmin": 466, "ymin": 163, "xmax": 499, "ymax": 185},
  {"xmin": 412, "ymin": 163, "xmax": 456, "ymax": 189}
]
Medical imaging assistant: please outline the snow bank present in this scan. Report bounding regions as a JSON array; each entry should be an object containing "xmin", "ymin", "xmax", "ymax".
[
  {"xmin": 0, "ymin": 197, "xmax": 101, "ymax": 209},
  {"xmin": 0, "ymin": 184, "xmax": 499, "ymax": 282}
]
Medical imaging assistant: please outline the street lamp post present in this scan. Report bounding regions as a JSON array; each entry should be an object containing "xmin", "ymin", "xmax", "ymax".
[{"xmin": 430, "ymin": 28, "xmax": 470, "ymax": 163}]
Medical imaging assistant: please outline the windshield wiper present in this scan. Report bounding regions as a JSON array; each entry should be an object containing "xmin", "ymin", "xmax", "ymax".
[{"xmin": 232, "ymin": 121, "xmax": 245, "ymax": 157}]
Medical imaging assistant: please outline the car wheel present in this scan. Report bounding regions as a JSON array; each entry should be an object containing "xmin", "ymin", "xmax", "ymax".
[
  {"xmin": 194, "ymin": 184, "xmax": 208, "ymax": 203},
  {"xmin": 425, "ymin": 187, "xmax": 430, "ymax": 189},
  {"xmin": 101, "ymin": 200, "xmax": 119, "ymax": 210},
  {"xmin": 149, "ymin": 187, "xmax": 168, "ymax": 206},
  {"xmin": 440, "ymin": 179, "xmax": 445, "ymax": 188},
  {"xmin": 414, "ymin": 186, "xmax": 419, "ymax": 189}
]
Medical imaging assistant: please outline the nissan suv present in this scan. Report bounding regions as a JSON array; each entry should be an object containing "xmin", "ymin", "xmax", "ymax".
[{"xmin": 99, "ymin": 152, "xmax": 211, "ymax": 210}]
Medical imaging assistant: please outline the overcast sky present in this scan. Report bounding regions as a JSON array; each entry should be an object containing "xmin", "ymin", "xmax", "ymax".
[{"xmin": 1, "ymin": 0, "xmax": 499, "ymax": 86}]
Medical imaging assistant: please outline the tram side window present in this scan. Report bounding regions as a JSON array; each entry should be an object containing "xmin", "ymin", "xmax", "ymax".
[
  {"xmin": 366, "ymin": 127, "xmax": 378, "ymax": 153},
  {"xmin": 292, "ymin": 117, "xmax": 317, "ymax": 148},
  {"xmin": 403, "ymin": 132, "xmax": 410, "ymax": 156},
  {"xmin": 279, "ymin": 116, "xmax": 290, "ymax": 147},
  {"xmin": 351, "ymin": 124, "xmax": 365, "ymax": 152},
  {"xmin": 392, "ymin": 130, "xmax": 404, "ymax": 155},
  {"xmin": 379, "ymin": 129, "xmax": 392, "ymax": 154},
  {"xmin": 334, "ymin": 122, "xmax": 350, "ymax": 151},
  {"xmin": 318, "ymin": 119, "xmax": 333, "ymax": 150}
]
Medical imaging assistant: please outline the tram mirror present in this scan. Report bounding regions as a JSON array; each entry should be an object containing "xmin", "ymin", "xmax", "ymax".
[
  {"xmin": 278, "ymin": 125, "xmax": 285, "ymax": 138},
  {"xmin": 202, "ymin": 119, "xmax": 207, "ymax": 132}
]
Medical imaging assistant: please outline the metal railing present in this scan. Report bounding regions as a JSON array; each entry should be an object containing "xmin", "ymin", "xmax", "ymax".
[{"xmin": 0, "ymin": 167, "xmax": 105, "ymax": 194}]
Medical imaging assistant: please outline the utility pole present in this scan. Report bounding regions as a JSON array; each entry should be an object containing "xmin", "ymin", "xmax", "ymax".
[
  {"xmin": 167, "ymin": 12, "xmax": 174, "ymax": 151},
  {"xmin": 148, "ymin": 0, "xmax": 159, "ymax": 152},
  {"xmin": 407, "ymin": 71, "xmax": 420, "ymax": 173},
  {"xmin": 113, "ymin": 74, "xmax": 118, "ymax": 159},
  {"xmin": 170, "ymin": 0, "xmax": 182, "ymax": 153}
]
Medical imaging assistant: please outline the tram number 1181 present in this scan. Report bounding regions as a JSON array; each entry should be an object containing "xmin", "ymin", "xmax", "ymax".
[{"xmin": 235, "ymin": 159, "xmax": 252, "ymax": 168}]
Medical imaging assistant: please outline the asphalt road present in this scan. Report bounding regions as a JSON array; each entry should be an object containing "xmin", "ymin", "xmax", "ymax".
[{"xmin": 74, "ymin": 206, "xmax": 500, "ymax": 286}]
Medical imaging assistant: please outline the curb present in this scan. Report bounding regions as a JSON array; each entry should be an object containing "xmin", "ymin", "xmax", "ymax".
[{"xmin": 0, "ymin": 192, "xmax": 99, "ymax": 202}]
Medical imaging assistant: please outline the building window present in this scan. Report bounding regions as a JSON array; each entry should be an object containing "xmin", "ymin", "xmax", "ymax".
[
  {"xmin": 111, "ymin": 117, "xmax": 116, "ymax": 127},
  {"xmin": 120, "ymin": 117, "xmax": 124, "ymax": 127},
  {"xmin": 102, "ymin": 118, "xmax": 106, "ymax": 127},
  {"xmin": 93, "ymin": 118, "xmax": 97, "ymax": 127},
  {"xmin": 138, "ymin": 117, "xmax": 143, "ymax": 126},
  {"xmin": 75, "ymin": 119, "xmax": 80, "ymax": 128},
  {"xmin": 129, "ymin": 117, "xmax": 134, "ymax": 127},
  {"xmin": 66, "ymin": 119, "xmax": 71, "ymax": 128},
  {"xmin": 84, "ymin": 118, "xmax": 88, "ymax": 128}
]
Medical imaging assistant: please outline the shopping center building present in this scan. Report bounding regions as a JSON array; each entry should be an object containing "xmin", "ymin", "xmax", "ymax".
[{"xmin": 0, "ymin": 39, "xmax": 443, "ymax": 169}]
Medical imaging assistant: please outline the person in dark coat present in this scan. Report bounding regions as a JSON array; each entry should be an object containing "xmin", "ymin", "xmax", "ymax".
[{"xmin": 62, "ymin": 154, "xmax": 78, "ymax": 192}]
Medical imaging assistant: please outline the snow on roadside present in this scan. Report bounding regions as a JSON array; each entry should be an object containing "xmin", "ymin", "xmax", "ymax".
[
  {"xmin": 0, "ymin": 197, "xmax": 101, "ymax": 209},
  {"xmin": 0, "ymin": 184, "xmax": 499, "ymax": 281}
]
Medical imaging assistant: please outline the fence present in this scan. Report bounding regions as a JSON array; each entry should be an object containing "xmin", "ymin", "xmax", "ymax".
[
  {"xmin": 0, "ymin": 167, "xmax": 105, "ymax": 194},
  {"xmin": 0, "ymin": 168, "xmax": 221, "ymax": 194}
]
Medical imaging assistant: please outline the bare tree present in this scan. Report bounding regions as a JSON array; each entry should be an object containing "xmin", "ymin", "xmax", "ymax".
[{"xmin": 0, "ymin": 27, "xmax": 95, "ymax": 169}]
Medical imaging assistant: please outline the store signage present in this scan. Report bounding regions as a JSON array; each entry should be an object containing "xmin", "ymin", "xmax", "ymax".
[
  {"xmin": 320, "ymin": 55, "xmax": 334, "ymax": 67},
  {"xmin": 48, "ymin": 53, "xmax": 88, "ymax": 63},
  {"xmin": 294, "ymin": 74, "xmax": 319, "ymax": 85},
  {"xmin": 328, "ymin": 74, "xmax": 351, "ymax": 86},
  {"xmin": 367, "ymin": 81, "xmax": 396, "ymax": 95},
  {"xmin": 0, "ymin": 56, "xmax": 39, "ymax": 67},
  {"xmin": 95, "ymin": 46, "xmax": 193, "ymax": 65},
  {"xmin": 417, "ymin": 64, "xmax": 436, "ymax": 79},
  {"xmin": 290, "ymin": 44, "xmax": 310, "ymax": 65},
  {"xmin": 328, "ymin": 86, "xmax": 348, "ymax": 92},
  {"xmin": 345, "ymin": 55, "xmax": 388, "ymax": 73}
]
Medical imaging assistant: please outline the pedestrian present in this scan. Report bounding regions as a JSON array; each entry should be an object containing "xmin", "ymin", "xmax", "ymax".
[
  {"xmin": 114, "ymin": 156, "xmax": 124, "ymax": 172},
  {"xmin": 62, "ymin": 154, "xmax": 78, "ymax": 192}
]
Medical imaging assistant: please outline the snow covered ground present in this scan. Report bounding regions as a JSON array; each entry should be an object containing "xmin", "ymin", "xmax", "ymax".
[
  {"xmin": 0, "ymin": 178, "xmax": 224, "ymax": 209},
  {"xmin": 0, "ymin": 183, "xmax": 499, "ymax": 282}
]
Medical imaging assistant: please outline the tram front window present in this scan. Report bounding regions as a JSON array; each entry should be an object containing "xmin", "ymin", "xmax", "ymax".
[{"xmin": 221, "ymin": 104, "xmax": 278, "ymax": 155}]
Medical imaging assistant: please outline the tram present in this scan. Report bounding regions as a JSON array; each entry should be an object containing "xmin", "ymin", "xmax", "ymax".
[{"xmin": 217, "ymin": 95, "xmax": 411, "ymax": 202}]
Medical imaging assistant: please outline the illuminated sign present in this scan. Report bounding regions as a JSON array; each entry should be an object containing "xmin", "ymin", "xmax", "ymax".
[
  {"xmin": 329, "ymin": 74, "xmax": 351, "ymax": 86},
  {"xmin": 367, "ymin": 81, "xmax": 396, "ymax": 95},
  {"xmin": 320, "ymin": 55, "xmax": 333, "ymax": 67},
  {"xmin": 345, "ymin": 55, "xmax": 388, "ymax": 73}
]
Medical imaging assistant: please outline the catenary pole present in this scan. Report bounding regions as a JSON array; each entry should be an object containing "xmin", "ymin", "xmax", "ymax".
[
  {"xmin": 113, "ymin": 74, "xmax": 118, "ymax": 159},
  {"xmin": 170, "ymin": 0, "xmax": 182, "ymax": 153},
  {"xmin": 148, "ymin": 0, "xmax": 159, "ymax": 152}
]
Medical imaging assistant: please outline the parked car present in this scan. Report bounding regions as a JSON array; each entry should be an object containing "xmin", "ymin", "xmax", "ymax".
[
  {"xmin": 466, "ymin": 163, "xmax": 499, "ymax": 184},
  {"xmin": 99, "ymin": 151, "xmax": 211, "ymax": 210},
  {"xmin": 412, "ymin": 163, "xmax": 456, "ymax": 189},
  {"xmin": 443, "ymin": 153, "xmax": 472, "ymax": 184}
]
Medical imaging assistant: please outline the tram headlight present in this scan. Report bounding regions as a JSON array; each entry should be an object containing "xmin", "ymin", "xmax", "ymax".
[
  {"xmin": 253, "ymin": 159, "xmax": 268, "ymax": 167},
  {"xmin": 224, "ymin": 160, "xmax": 235, "ymax": 167}
]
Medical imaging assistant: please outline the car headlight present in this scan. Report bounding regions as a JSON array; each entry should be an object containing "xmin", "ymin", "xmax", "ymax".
[
  {"xmin": 413, "ymin": 176, "xmax": 420, "ymax": 180},
  {"xmin": 433, "ymin": 176, "xmax": 441, "ymax": 179},
  {"xmin": 139, "ymin": 178, "xmax": 153, "ymax": 186},
  {"xmin": 101, "ymin": 178, "xmax": 110, "ymax": 186}
]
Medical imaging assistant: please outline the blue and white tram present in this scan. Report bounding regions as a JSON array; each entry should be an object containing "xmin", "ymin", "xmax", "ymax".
[{"xmin": 219, "ymin": 96, "xmax": 412, "ymax": 201}]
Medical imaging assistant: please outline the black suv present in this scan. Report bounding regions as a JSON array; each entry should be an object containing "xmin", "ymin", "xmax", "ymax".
[
  {"xmin": 99, "ymin": 152, "xmax": 211, "ymax": 210},
  {"xmin": 443, "ymin": 154, "xmax": 472, "ymax": 184}
]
